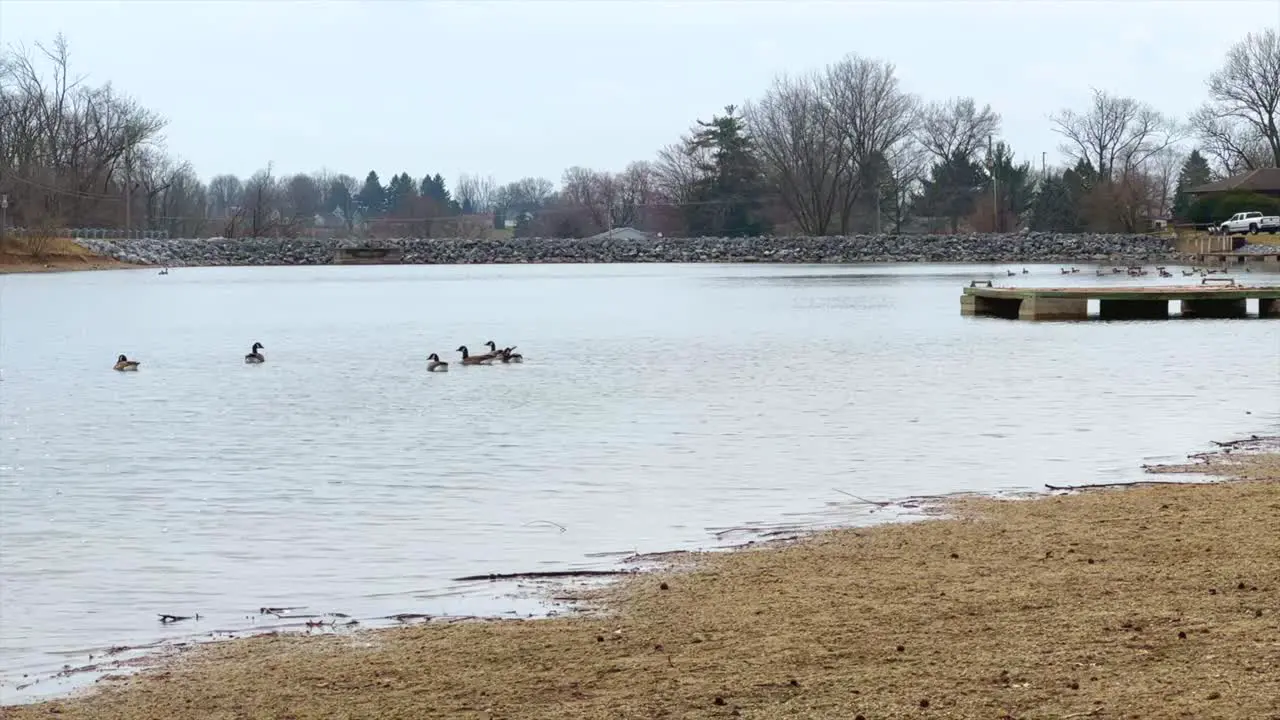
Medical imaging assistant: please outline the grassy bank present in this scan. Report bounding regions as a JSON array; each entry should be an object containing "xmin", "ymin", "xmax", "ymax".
[
  {"xmin": 0, "ymin": 237, "xmax": 134, "ymax": 274},
  {"xmin": 4, "ymin": 446, "xmax": 1278, "ymax": 719}
]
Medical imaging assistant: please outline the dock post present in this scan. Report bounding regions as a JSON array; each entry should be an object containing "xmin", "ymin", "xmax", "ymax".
[
  {"xmin": 1260, "ymin": 298, "xmax": 1280, "ymax": 318},
  {"xmin": 1099, "ymin": 300, "xmax": 1170, "ymax": 320},
  {"xmin": 961, "ymin": 291, "xmax": 1022, "ymax": 319},
  {"xmin": 1017, "ymin": 296, "xmax": 1088, "ymax": 321},
  {"xmin": 1181, "ymin": 298, "xmax": 1248, "ymax": 319}
]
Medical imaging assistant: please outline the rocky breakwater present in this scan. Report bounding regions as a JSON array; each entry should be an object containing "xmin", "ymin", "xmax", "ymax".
[{"xmin": 75, "ymin": 232, "xmax": 1177, "ymax": 267}]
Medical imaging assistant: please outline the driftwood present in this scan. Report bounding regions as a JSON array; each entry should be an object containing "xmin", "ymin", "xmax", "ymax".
[
  {"xmin": 383, "ymin": 613, "xmax": 431, "ymax": 623},
  {"xmin": 833, "ymin": 489, "xmax": 893, "ymax": 507},
  {"xmin": 1209, "ymin": 435, "xmax": 1266, "ymax": 448},
  {"xmin": 259, "ymin": 606, "xmax": 306, "ymax": 615},
  {"xmin": 452, "ymin": 570, "xmax": 632, "ymax": 582},
  {"xmin": 1045, "ymin": 480, "xmax": 1191, "ymax": 491},
  {"xmin": 158, "ymin": 614, "xmax": 199, "ymax": 624}
]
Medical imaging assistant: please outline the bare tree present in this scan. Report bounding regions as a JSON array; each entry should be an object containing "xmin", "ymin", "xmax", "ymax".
[
  {"xmin": 1144, "ymin": 145, "xmax": 1184, "ymax": 218},
  {"xmin": 454, "ymin": 172, "xmax": 497, "ymax": 213},
  {"xmin": 0, "ymin": 35, "xmax": 170, "ymax": 231},
  {"xmin": 156, "ymin": 164, "xmax": 207, "ymax": 237},
  {"xmin": 745, "ymin": 71, "xmax": 846, "ymax": 235},
  {"xmin": 241, "ymin": 165, "xmax": 279, "ymax": 237},
  {"xmin": 916, "ymin": 96, "xmax": 1001, "ymax": 163},
  {"xmin": 878, "ymin": 138, "xmax": 929, "ymax": 233},
  {"xmin": 652, "ymin": 140, "xmax": 710, "ymax": 204},
  {"xmin": 1190, "ymin": 28, "xmax": 1280, "ymax": 174},
  {"xmin": 494, "ymin": 176, "xmax": 554, "ymax": 216},
  {"xmin": 821, "ymin": 54, "xmax": 918, "ymax": 233},
  {"xmin": 207, "ymin": 174, "xmax": 242, "ymax": 220},
  {"xmin": 560, "ymin": 166, "xmax": 608, "ymax": 231},
  {"xmin": 283, "ymin": 173, "xmax": 322, "ymax": 221},
  {"xmin": 1050, "ymin": 89, "xmax": 1180, "ymax": 180}
]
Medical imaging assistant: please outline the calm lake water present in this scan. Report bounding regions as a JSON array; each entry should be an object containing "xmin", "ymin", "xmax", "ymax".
[{"xmin": 2, "ymin": 262, "xmax": 1278, "ymax": 702}]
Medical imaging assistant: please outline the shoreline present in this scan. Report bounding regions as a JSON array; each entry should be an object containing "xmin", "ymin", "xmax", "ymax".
[{"xmin": 3, "ymin": 435, "xmax": 1277, "ymax": 718}]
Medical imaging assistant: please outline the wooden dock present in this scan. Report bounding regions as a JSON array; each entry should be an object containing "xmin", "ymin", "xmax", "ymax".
[
  {"xmin": 333, "ymin": 247, "xmax": 404, "ymax": 265},
  {"xmin": 961, "ymin": 283, "xmax": 1280, "ymax": 321},
  {"xmin": 1187, "ymin": 250, "xmax": 1280, "ymax": 267}
]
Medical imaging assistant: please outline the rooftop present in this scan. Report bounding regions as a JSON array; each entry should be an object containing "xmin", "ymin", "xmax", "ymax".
[{"xmin": 1189, "ymin": 167, "xmax": 1280, "ymax": 195}]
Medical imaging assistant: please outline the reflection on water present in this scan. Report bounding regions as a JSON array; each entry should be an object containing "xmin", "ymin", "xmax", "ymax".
[{"xmin": 1, "ymin": 261, "xmax": 1278, "ymax": 702}]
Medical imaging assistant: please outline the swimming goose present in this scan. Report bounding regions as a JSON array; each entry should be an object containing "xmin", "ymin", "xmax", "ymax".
[
  {"xmin": 244, "ymin": 342, "xmax": 265, "ymax": 364},
  {"xmin": 483, "ymin": 340, "xmax": 524, "ymax": 363},
  {"xmin": 427, "ymin": 353, "xmax": 449, "ymax": 372},
  {"xmin": 456, "ymin": 345, "xmax": 496, "ymax": 365},
  {"xmin": 113, "ymin": 354, "xmax": 140, "ymax": 372}
]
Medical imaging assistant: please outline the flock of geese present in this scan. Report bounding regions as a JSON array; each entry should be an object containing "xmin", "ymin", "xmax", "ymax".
[
  {"xmin": 1002, "ymin": 265, "xmax": 1248, "ymax": 279},
  {"xmin": 432, "ymin": 342, "xmax": 524, "ymax": 372},
  {"xmin": 112, "ymin": 341, "xmax": 522, "ymax": 373}
]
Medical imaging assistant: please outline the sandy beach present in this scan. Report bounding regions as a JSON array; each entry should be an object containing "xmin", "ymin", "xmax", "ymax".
[
  {"xmin": 2, "ymin": 440, "xmax": 1276, "ymax": 719},
  {"xmin": 0, "ymin": 238, "xmax": 134, "ymax": 274}
]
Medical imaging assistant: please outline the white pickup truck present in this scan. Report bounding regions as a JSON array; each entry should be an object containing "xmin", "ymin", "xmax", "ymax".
[{"xmin": 1216, "ymin": 211, "xmax": 1280, "ymax": 235}]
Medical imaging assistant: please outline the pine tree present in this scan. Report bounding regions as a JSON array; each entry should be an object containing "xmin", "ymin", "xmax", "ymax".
[
  {"xmin": 1172, "ymin": 150, "xmax": 1212, "ymax": 219},
  {"xmin": 914, "ymin": 150, "xmax": 988, "ymax": 232},
  {"xmin": 355, "ymin": 171, "xmax": 386, "ymax": 217},
  {"xmin": 684, "ymin": 105, "xmax": 768, "ymax": 237}
]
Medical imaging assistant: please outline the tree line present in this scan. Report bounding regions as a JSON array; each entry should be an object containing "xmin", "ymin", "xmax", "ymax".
[{"xmin": 2, "ymin": 30, "xmax": 1277, "ymax": 240}]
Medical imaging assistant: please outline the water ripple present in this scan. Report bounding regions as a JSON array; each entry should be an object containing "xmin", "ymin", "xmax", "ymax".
[{"xmin": 1, "ymin": 261, "xmax": 1278, "ymax": 703}]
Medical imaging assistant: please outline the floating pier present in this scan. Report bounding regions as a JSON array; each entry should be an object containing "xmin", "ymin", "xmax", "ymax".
[
  {"xmin": 1188, "ymin": 250, "xmax": 1280, "ymax": 268},
  {"xmin": 961, "ymin": 282, "xmax": 1280, "ymax": 321},
  {"xmin": 334, "ymin": 247, "xmax": 404, "ymax": 265}
]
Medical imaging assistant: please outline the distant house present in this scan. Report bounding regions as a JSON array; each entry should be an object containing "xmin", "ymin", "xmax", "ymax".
[
  {"xmin": 586, "ymin": 226, "xmax": 655, "ymax": 242},
  {"xmin": 1189, "ymin": 168, "xmax": 1280, "ymax": 200}
]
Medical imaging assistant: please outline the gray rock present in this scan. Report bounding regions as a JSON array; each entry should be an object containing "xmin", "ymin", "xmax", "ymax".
[{"xmin": 74, "ymin": 233, "xmax": 1182, "ymax": 268}]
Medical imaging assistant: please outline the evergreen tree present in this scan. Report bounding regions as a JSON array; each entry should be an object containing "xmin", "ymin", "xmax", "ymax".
[
  {"xmin": 384, "ymin": 172, "xmax": 417, "ymax": 217},
  {"xmin": 325, "ymin": 179, "xmax": 354, "ymax": 221},
  {"xmin": 684, "ymin": 105, "xmax": 769, "ymax": 237},
  {"xmin": 1028, "ymin": 173, "xmax": 1081, "ymax": 232},
  {"xmin": 914, "ymin": 150, "xmax": 988, "ymax": 232},
  {"xmin": 1172, "ymin": 149, "xmax": 1213, "ymax": 219},
  {"xmin": 419, "ymin": 174, "xmax": 453, "ymax": 206},
  {"xmin": 356, "ymin": 171, "xmax": 386, "ymax": 217},
  {"xmin": 986, "ymin": 142, "xmax": 1034, "ymax": 231}
]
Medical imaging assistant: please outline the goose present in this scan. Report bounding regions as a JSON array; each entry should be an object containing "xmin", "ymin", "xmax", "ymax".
[
  {"xmin": 427, "ymin": 353, "xmax": 449, "ymax": 372},
  {"xmin": 484, "ymin": 340, "xmax": 524, "ymax": 364},
  {"xmin": 456, "ymin": 345, "xmax": 496, "ymax": 365},
  {"xmin": 1006, "ymin": 270, "xmax": 1016, "ymax": 277},
  {"xmin": 1021, "ymin": 268, "xmax": 1029, "ymax": 274},
  {"xmin": 113, "ymin": 354, "xmax": 140, "ymax": 372},
  {"xmin": 244, "ymin": 342, "xmax": 265, "ymax": 364}
]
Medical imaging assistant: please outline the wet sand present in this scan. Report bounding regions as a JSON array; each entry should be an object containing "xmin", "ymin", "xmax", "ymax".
[{"xmin": 4, "ymin": 444, "xmax": 1278, "ymax": 719}]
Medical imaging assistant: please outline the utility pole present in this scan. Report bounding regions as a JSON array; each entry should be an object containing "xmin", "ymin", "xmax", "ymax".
[
  {"xmin": 989, "ymin": 135, "xmax": 999, "ymax": 233},
  {"xmin": 123, "ymin": 147, "xmax": 132, "ymax": 233}
]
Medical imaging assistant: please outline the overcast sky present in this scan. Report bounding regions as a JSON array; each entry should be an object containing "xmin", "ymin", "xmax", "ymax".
[{"xmin": 3, "ymin": 0, "xmax": 1277, "ymax": 186}]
